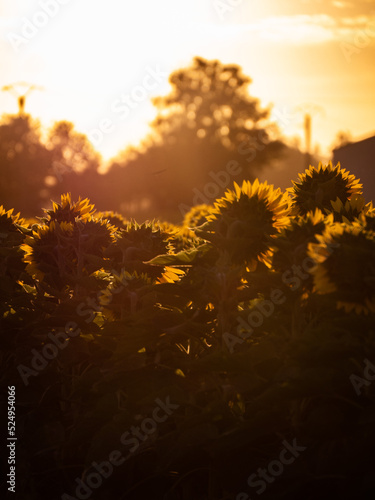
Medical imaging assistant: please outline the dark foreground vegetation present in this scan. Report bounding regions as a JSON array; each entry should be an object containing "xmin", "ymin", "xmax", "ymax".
[{"xmin": 1, "ymin": 162, "xmax": 375, "ymax": 499}]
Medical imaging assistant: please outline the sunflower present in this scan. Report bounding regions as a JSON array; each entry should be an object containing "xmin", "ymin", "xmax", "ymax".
[
  {"xmin": 99, "ymin": 269, "xmax": 154, "ymax": 319},
  {"xmin": 329, "ymin": 194, "xmax": 371, "ymax": 223},
  {"xmin": 272, "ymin": 209, "xmax": 332, "ymax": 275},
  {"xmin": 22, "ymin": 221, "xmax": 75, "ymax": 283},
  {"xmin": 0, "ymin": 206, "xmax": 30, "ymax": 283},
  {"xmin": 289, "ymin": 162, "xmax": 362, "ymax": 215},
  {"xmin": 356, "ymin": 202, "xmax": 375, "ymax": 233},
  {"xmin": 308, "ymin": 223, "xmax": 375, "ymax": 314},
  {"xmin": 157, "ymin": 222, "xmax": 204, "ymax": 253},
  {"xmin": 198, "ymin": 179, "xmax": 290, "ymax": 266},
  {"xmin": 72, "ymin": 218, "xmax": 117, "ymax": 269},
  {"xmin": 0, "ymin": 206, "xmax": 25, "ymax": 249},
  {"xmin": 42, "ymin": 193, "xmax": 96, "ymax": 224},
  {"xmin": 105, "ymin": 220, "xmax": 175, "ymax": 278},
  {"xmin": 157, "ymin": 266, "xmax": 185, "ymax": 284},
  {"xmin": 96, "ymin": 210, "xmax": 128, "ymax": 229},
  {"xmin": 22, "ymin": 217, "xmax": 115, "ymax": 287},
  {"xmin": 183, "ymin": 204, "xmax": 213, "ymax": 229},
  {"xmin": 155, "ymin": 221, "xmax": 181, "ymax": 241},
  {"xmin": 0, "ymin": 206, "xmax": 23, "ymax": 228}
]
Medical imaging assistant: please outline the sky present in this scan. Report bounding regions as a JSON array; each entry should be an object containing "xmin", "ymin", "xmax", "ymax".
[{"xmin": 0, "ymin": 0, "xmax": 374, "ymax": 161}]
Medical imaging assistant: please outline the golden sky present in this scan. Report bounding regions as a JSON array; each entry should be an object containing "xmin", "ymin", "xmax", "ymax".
[{"xmin": 0, "ymin": 0, "xmax": 374, "ymax": 160}]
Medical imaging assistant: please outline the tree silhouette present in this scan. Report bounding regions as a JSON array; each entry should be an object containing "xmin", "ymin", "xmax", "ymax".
[
  {"xmin": 152, "ymin": 56, "xmax": 272, "ymax": 153},
  {"xmin": 47, "ymin": 121, "xmax": 100, "ymax": 175},
  {"xmin": 0, "ymin": 58, "xmax": 286, "ymax": 221},
  {"xmin": 331, "ymin": 130, "xmax": 352, "ymax": 150},
  {"xmin": 105, "ymin": 57, "xmax": 285, "ymax": 222},
  {"xmin": 0, "ymin": 116, "xmax": 102, "ymax": 216},
  {"xmin": 45, "ymin": 121, "xmax": 103, "ymax": 205},
  {"xmin": 0, "ymin": 114, "xmax": 54, "ymax": 215}
]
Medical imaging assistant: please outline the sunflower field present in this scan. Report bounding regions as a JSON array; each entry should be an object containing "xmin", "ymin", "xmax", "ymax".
[{"xmin": 1, "ymin": 162, "xmax": 375, "ymax": 500}]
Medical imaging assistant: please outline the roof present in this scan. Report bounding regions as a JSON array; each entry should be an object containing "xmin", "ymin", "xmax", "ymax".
[{"xmin": 332, "ymin": 133, "xmax": 375, "ymax": 202}]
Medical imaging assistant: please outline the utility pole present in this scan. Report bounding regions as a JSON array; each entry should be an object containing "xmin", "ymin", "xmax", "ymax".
[
  {"xmin": 295, "ymin": 104, "xmax": 324, "ymax": 169},
  {"xmin": 2, "ymin": 82, "xmax": 43, "ymax": 115},
  {"xmin": 304, "ymin": 113, "xmax": 311, "ymax": 157}
]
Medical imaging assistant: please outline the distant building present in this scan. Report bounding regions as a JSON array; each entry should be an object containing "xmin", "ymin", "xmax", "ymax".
[{"xmin": 332, "ymin": 134, "xmax": 375, "ymax": 202}]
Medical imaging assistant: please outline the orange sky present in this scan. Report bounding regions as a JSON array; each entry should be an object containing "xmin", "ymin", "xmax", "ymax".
[{"xmin": 0, "ymin": 0, "xmax": 374, "ymax": 161}]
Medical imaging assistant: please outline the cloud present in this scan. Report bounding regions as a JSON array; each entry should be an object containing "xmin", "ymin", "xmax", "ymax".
[
  {"xmin": 332, "ymin": 1, "xmax": 353, "ymax": 8},
  {"xmin": 192, "ymin": 11, "xmax": 375, "ymax": 47},
  {"xmin": 237, "ymin": 13, "xmax": 375, "ymax": 45},
  {"xmin": 257, "ymin": 15, "xmax": 336, "ymax": 43}
]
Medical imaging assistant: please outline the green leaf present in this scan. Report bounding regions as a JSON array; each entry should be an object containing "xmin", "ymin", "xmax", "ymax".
[{"xmin": 146, "ymin": 244, "xmax": 212, "ymax": 266}]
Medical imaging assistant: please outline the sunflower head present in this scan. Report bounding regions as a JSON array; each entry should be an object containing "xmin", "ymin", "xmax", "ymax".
[
  {"xmin": 272, "ymin": 209, "xmax": 331, "ymax": 278},
  {"xmin": 154, "ymin": 221, "xmax": 198, "ymax": 252},
  {"xmin": 356, "ymin": 202, "xmax": 375, "ymax": 233},
  {"xmin": 96, "ymin": 211, "xmax": 129, "ymax": 230},
  {"xmin": 98, "ymin": 267, "xmax": 183, "ymax": 321},
  {"xmin": 99, "ymin": 269, "xmax": 153, "ymax": 319},
  {"xmin": 22, "ymin": 221, "xmax": 75, "ymax": 285},
  {"xmin": 155, "ymin": 221, "xmax": 181, "ymax": 240},
  {"xmin": 308, "ymin": 223, "xmax": 375, "ymax": 314},
  {"xmin": 289, "ymin": 162, "xmax": 362, "ymax": 215},
  {"xmin": 198, "ymin": 179, "xmax": 290, "ymax": 266},
  {"xmin": 0, "ymin": 206, "xmax": 30, "ymax": 283},
  {"xmin": 183, "ymin": 204, "xmax": 213, "ymax": 229},
  {"xmin": 329, "ymin": 194, "xmax": 371, "ymax": 223},
  {"xmin": 105, "ymin": 220, "xmax": 175, "ymax": 278},
  {"xmin": 22, "ymin": 217, "xmax": 116, "ymax": 289},
  {"xmin": 167, "ymin": 225, "xmax": 205, "ymax": 252},
  {"xmin": 0, "ymin": 206, "xmax": 27, "ymax": 241},
  {"xmin": 73, "ymin": 218, "xmax": 117, "ymax": 263},
  {"xmin": 42, "ymin": 193, "xmax": 96, "ymax": 224}
]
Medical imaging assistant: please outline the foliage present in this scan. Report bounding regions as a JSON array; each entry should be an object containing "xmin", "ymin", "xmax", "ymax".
[
  {"xmin": 104, "ymin": 57, "xmax": 286, "ymax": 221},
  {"xmin": 151, "ymin": 56, "xmax": 272, "ymax": 151},
  {"xmin": 0, "ymin": 115, "xmax": 54, "ymax": 215},
  {"xmin": 1, "ymin": 162, "xmax": 375, "ymax": 499},
  {"xmin": 0, "ymin": 58, "xmax": 289, "ymax": 223},
  {"xmin": 0, "ymin": 115, "xmax": 101, "ymax": 216}
]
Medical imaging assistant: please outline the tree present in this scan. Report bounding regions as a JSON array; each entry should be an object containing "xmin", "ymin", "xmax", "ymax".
[
  {"xmin": 0, "ymin": 114, "xmax": 53, "ymax": 216},
  {"xmin": 45, "ymin": 121, "xmax": 103, "ymax": 205},
  {"xmin": 47, "ymin": 121, "xmax": 100, "ymax": 176},
  {"xmin": 152, "ymin": 56, "xmax": 275, "ymax": 155},
  {"xmin": 331, "ymin": 130, "xmax": 352, "ymax": 151},
  {"xmin": 106, "ymin": 57, "xmax": 285, "ymax": 222},
  {"xmin": 0, "ymin": 116, "xmax": 103, "ymax": 216}
]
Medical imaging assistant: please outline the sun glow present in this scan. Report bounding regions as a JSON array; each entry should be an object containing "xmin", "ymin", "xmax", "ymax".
[{"xmin": 1, "ymin": 0, "xmax": 375, "ymax": 159}]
